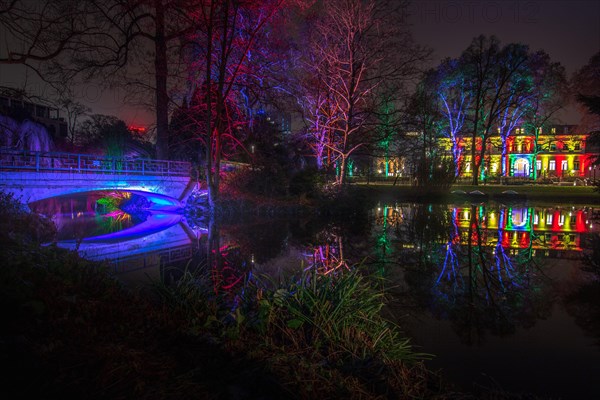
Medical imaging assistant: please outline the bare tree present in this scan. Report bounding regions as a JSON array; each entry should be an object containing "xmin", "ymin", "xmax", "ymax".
[
  {"xmin": 432, "ymin": 59, "xmax": 472, "ymax": 177},
  {"xmin": 460, "ymin": 36, "xmax": 531, "ymax": 185},
  {"xmin": 58, "ymin": 97, "xmax": 91, "ymax": 148},
  {"xmin": 1, "ymin": 0, "xmax": 200, "ymax": 160},
  {"xmin": 523, "ymin": 51, "xmax": 568, "ymax": 179},
  {"xmin": 572, "ymin": 51, "xmax": 600, "ymax": 135},
  {"xmin": 298, "ymin": 0, "xmax": 427, "ymax": 186}
]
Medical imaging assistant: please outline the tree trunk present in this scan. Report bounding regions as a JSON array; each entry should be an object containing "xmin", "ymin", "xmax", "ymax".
[
  {"xmin": 338, "ymin": 155, "xmax": 347, "ymax": 186},
  {"xmin": 154, "ymin": 0, "xmax": 169, "ymax": 160},
  {"xmin": 205, "ymin": 6, "xmax": 215, "ymax": 210},
  {"xmin": 471, "ymin": 133, "xmax": 479, "ymax": 186}
]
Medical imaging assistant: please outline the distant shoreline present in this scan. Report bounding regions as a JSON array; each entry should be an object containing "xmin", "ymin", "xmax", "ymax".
[{"xmin": 352, "ymin": 183, "xmax": 600, "ymax": 205}]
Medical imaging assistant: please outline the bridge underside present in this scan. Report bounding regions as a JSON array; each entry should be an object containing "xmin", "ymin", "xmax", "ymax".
[{"xmin": 0, "ymin": 171, "xmax": 195, "ymax": 206}]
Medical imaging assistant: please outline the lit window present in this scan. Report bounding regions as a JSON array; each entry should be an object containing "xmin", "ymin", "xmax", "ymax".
[
  {"xmin": 561, "ymin": 160, "xmax": 568, "ymax": 171},
  {"xmin": 549, "ymin": 160, "xmax": 556, "ymax": 170},
  {"xmin": 465, "ymin": 162, "xmax": 471, "ymax": 172},
  {"xmin": 551, "ymin": 128, "xmax": 556, "ymax": 134},
  {"xmin": 559, "ymin": 215, "xmax": 565, "ymax": 226},
  {"xmin": 536, "ymin": 160, "xmax": 542, "ymax": 170},
  {"xmin": 547, "ymin": 214, "xmax": 553, "ymax": 224}
]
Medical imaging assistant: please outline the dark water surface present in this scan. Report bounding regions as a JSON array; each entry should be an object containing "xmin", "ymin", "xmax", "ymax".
[{"xmin": 37, "ymin": 193, "xmax": 600, "ymax": 399}]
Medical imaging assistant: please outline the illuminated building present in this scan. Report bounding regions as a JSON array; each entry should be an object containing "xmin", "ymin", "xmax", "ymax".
[{"xmin": 439, "ymin": 125, "xmax": 599, "ymax": 180}]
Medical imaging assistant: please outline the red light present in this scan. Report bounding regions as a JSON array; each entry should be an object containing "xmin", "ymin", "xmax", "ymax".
[{"xmin": 128, "ymin": 125, "xmax": 147, "ymax": 134}]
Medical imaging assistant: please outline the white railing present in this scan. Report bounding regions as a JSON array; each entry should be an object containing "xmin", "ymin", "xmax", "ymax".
[{"xmin": 0, "ymin": 149, "xmax": 191, "ymax": 177}]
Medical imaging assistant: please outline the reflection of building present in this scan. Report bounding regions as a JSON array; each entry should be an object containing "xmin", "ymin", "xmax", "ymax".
[
  {"xmin": 453, "ymin": 206, "xmax": 594, "ymax": 254},
  {"xmin": 374, "ymin": 204, "xmax": 596, "ymax": 258},
  {"xmin": 438, "ymin": 125, "xmax": 599, "ymax": 181}
]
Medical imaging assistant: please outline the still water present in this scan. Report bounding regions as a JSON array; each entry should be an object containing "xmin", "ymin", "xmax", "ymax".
[{"xmin": 32, "ymin": 193, "xmax": 600, "ymax": 399}]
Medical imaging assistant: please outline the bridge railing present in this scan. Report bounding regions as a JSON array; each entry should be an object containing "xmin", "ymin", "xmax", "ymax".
[{"xmin": 0, "ymin": 149, "xmax": 191, "ymax": 177}]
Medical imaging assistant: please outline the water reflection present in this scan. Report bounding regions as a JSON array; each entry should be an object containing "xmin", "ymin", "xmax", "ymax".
[
  {"xmin": 38, "ymin": 195, "xmax": 600, "ymax": 396},
  {"xmin": 372, "ymin": 202, "xmax": 600, "ymax": 397}
]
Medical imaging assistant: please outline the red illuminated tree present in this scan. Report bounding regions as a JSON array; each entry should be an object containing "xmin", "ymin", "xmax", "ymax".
[{"xmin": 183, "ymin": 0, "xmax": 298, "ymax": 208}]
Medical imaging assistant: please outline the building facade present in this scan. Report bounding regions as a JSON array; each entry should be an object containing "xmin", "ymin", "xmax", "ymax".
[{"xmin": 439, "ymin": 125, "xmax": 599, "ymax": 181}]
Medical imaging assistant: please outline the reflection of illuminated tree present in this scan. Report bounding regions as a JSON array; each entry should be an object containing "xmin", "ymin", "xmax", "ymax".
[
  {"xmin": 202, "ymin": 220, "xmax": 251, "ymax": 298},
  {"xmin": 305, "ymin": 235, "xmax": 349, "ymax": 275},
  {"xmin": 96, "ymin": 210, "xmax": 133, "ymax": 236},
  {"xmin": 399, "ymin": 203, "xmax": 597, "ymax": 344},
  {"xmin": 564, "ymin": 233, "xmax": 600, "ymax": 346},
  {"xmin": 405, "ymin": 204, "xmax": 554, "ymax": 345},
  {"xmin": 437, "ymin": 208, "xmax": 462, "ymax": 284}
]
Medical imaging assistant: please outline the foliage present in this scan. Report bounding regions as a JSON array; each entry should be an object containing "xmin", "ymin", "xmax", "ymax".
[
  {"xmin": 288, "ymin": 167, "xmax": 326, "ymax": 198},
  {"xmin": 157, "ymin": 264, "xmax": 433, "ymax": 398},
  {"xmin": 0, "ymin": 190, "xmax": 56, "ymax": 244},
  {"xmin": 414, "ymin": 153, "xmax": 457, "ymax": 189},
  {"xmin": 79, "ymin": 114, "xmax": 152, "ymax": 158}
]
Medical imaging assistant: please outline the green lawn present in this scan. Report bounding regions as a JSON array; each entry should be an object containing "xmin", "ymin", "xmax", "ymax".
[{"xmin": 452, "ymin": 184, "xmax": 599, "ymax": 202}]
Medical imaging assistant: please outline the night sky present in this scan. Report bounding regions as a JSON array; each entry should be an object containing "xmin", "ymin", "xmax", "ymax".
[
  {"xmin": 0, "ymin": 0, "xmax": 598, "ymax": 127},
  {"xmin": 408, "ymin": 0, "xmax": 600, "ymax": 123}
]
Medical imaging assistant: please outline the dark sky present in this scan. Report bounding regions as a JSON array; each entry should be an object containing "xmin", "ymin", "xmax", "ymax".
[
  {"xmin": 408, "ymin": 0, "xmax": 599, "ymax": 75},
  {"xmin": 1, "ymin": 0, "xmax": 599, "ymax": 127}
]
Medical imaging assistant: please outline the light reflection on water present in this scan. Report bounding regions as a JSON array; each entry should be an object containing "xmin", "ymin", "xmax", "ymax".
[{"xmin": 38, "ymin": 194, "xmax": 600, "ymax": 398}]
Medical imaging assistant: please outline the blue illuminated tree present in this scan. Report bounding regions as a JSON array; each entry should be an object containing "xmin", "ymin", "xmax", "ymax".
[{"xmin": 433, "ymin": 59, "xmax": 472, "ymax": 177}]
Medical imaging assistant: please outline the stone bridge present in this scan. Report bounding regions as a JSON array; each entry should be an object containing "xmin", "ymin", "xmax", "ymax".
[{"xmin": 0, "ymin": 150, "xmax": 197, "ymax": 207}]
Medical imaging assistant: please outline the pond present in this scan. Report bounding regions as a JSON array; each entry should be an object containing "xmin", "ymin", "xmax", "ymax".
[{"xmin": 31, "ymin": 192, "xmax": 600, "ymax": 399}]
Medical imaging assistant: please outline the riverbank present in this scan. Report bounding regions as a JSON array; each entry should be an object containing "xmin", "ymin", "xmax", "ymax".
[{"xmin": 353, "ymin": 182, "xmax": 600, "ymax": 205}]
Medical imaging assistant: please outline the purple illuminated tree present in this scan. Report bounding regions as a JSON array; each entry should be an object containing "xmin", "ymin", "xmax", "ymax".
[{"xmin": 495, "ymin": 67, "xmax": 534, "ymax": 177}]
